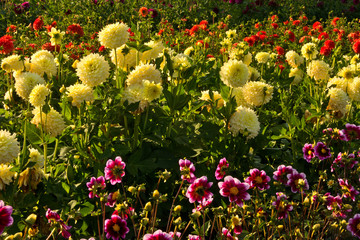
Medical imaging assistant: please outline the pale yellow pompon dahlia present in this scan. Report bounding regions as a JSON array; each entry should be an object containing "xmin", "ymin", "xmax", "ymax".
[
  {"xmin": 30, "ymin": 50, "xmax": 57, "ymax": 77},
  {"xmin": 126, "ymin": 63, "xmax": 161, "ymax": 86},
  {"xmin": 31, "ymin": 108, "xmax": 66, "ymax": 137},
  {"xmin": 255, "ymin": 52, "xmax": 270, "ymax": 64},
  {"xmin": 242, "ymin": 81, "xmax": 274, "ymax": 107},
  {"xmin": 327, "ymin": 77, "xmax": 348, "ymax": 92},
  {"xmin": 76, "ymin": 53, "xmax": 110, "ymax": 87},
  {"xmin": 348, "ymin": 77, "xmax": 360, "ymax": 101},
  {"xmin": 200, "ymin": 90, "xmax": 225, "ymax": 108},
  {"xmin": 0, "ymin": 130, "xmax": 20, "ymax": 164},
  {"xmin": 301, "ymin": 43, "xmax": 318, "ymax": 60},
  {"xmin": 327, "ymin": 88, "xmax": 350, "ymax": 116},
  {"xmin": 122, "ymin": 84, "xmax": 144, "ymax": 104},
  {"xmin": 142, "ymin": 80, "xmax": 163, "ymax": 102},
  {"xmin": 248, "ymin": 66, "xmax": 260, "ymax": 81},
  {"xmin": 285, "ymin": 50, "xmax": 304, "ymax": 68},
  {"xmin": 141, "ymin": 40, "xmax": 165, "ymax": 63},
  {"xmin": 173, "ymin": 53, "xmax": 191, "ymax": 70},
  {"xmin": 289, "ymin": 68, "xmax": 304, "ymax": 84},
  {"xmin": 29, "ymin": 148, "xmax": 44, "ymax": 168},
  {"xmin": 337, "ymin": 66, "xmax": 354, "ymax": 80},
  {"xmin": 14, "ymin": 72, "xmax": 45, "ymax": 100},
  {"xmin": 31, "ymin": 50, "xmax": 54, "ymax": 60},
  {"xmin": 232, "ymin": 87, "xmax": 252, "ymax": 108},
  {"xmin": 307, "ymin": 60, "xmax": 330, "ymax": 82},
  {"xmin": 243, "ymin": 52, "xmax": 252, "ymax": 66},
  {"xmin": 220, "ymin": 59, "xmax": 249, "ymax": 88},
  {"xmin": 66, "ymin": 83, "xmax": 94, "ymax": 107},
  {"xmin": 226, "ymin": 29, "xmax": 237, "ymax": 39},
  {"xmin": 29, "ymin": 84, "xmax": 51, "ymax": 107},
  {"xmin": 229, "ymin": 106, "xmax": 260, "ymax": 139},
  {"xmin": 1, "ymin": 54, "xmax": 24, "ymax": 72},
  {"xmin": 48, "ymin": 27, "xmax": 65, "ymax": 45},
  {"xmin": 98, "ymin": 22, "xmax": 130, "ymax": 49},
  {"xmin": 110, "ymin": 45, "xmax": 137, "ymax": 71},
  {"xmin": 184, "ymin": 46, "xmax": 194, "ymax": 56},
  {"xmin": 0, "ymin": 164, "xmax": 16, "ymax": 190}
]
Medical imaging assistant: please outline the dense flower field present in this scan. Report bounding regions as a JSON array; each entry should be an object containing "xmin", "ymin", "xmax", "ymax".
[{"xmin": 1, "ymin": 0, "xmax": 360, "ymax": 239}]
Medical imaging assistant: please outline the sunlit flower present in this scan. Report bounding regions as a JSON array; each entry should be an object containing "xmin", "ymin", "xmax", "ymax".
[
  {"xmin": 218, "ymin": 175, "xmax": 250, "ymax": 207},
  {"xmin": 18, "ymin": 167, "xmax": 45, "ymax": 190},
  {"xmin": 200, "ymin": 90, "xmax": 225, "ymax": 109},
  {"xmin": 14, "ymin": 72, "xmax": 45, "ymax": 100},
  {"xmin": 0, "ymin": 200, "xmax": 13, "ymax": 235},
  {"xmin": 338, "ymin": 178, "xmax": 359, "ymax": 201},
  {"xmin": 307, "ymin": 60, "xmax": 330, "ymax": 82},
  {"xmin": 339, "ymin": 123, "xmax": 360, "ymax": 141},
  {"xmin": 110, "ymin": 45, "xmax": 137, "ymax": 71},
  {"xmin": 126, "ymin": 63, "xmax": 161, "ymax": 86},
  {"xmin": 142, "ymin": 80, "xmax": 162, "ymax": 102},
  {"xmin": 76, "ymin": 53, "xmax": 110, "ymax": 87},
  {"xmin": 48, "ymin": 27, "xmax": 65, "ymax": 45},
  {"xmin": 348, "ymin": 77, "xmax": 360, "ymax": 101},
  {"xmin": 29, "ymin": 148, "xmax": 44, "ymax": 168},
  {"xmin": 220, "ymin": 59, "xmax": 249, "ymax": 88},
  {"xmin": 338, "ymin": 66, "xmax": 354, "ymax": 80},
  {"xmin": 301, "ymin": 42, "xmax": 318, "ymax": 60},
  {"xmin": 285, "ymin": 50, "xmax": 304, "ymax": 68},
  {"xmin": 347, "ymin": 214, "xmax": 360, "ymax": 238},
  {"xmin": 302, "ymin": 143, "xmax": 315, "ymax": 163},
  {"xmin": 289, "ymin": 68, "xmax": 303, "ymax": 84},
  {"xmin": 141, "ymin": 40, "xmax": 164, "ymax": 63},
  {"xmin": 273, "ymin": 165, "xmax": 294, "ymax": 185},
  {"xmin": 186, "ymin": 176, "xmax": 213, "ymax": 204},
  {"xmin": 327, "ymin": 87, "xmax": 350, "ymax": 116},
  {"xmin": 0, "ymin": 35, "xmax": 15, "ymax": 54},
  {"xmin": 179, "ymin": 159, "xmax": 196, "ymax": 183},
  {"xmin": 29, "ymin": 84, "xmax": 50, "ymax": 107},
  {"xmin": 143, "ymin": 229, "xmax": 173, "ymax": 240},
  {"xmin": 86, "ymin": 176, "xmax": 106, "ymax": 198},
  {"xmin": 255, "ymin": 52, "xmax": 270, "ymax": 63},
  {"xmin": 1, "ymin": 54, "xmax": 23, "ymax": 72},
  {"xmin": 0, "ymin": 130, "xmax": 20, "ymax": 164},
  {"xmin": 314, "ymin": 142, "xmax": 331, "ymax": 160},
  {"xmin": 98, "ymin": 22, "xmax": 129, "ymax": 49},
  {"xmin": 287, "ymin": 170, "xmax": 309, "ymax": 193},
  {"xmin": 272, "ymin": 192, "xmax": 293, "ymax": 219},
  {"xmin": 327, "ymin": 77, "xmax": 348, "ymax": 92},
  {"xmin": 229, "ymin": 106, "xmax": 260, "ymax": 139},
  {"xmin": 66, "ymin": 83, "xmax": 94, "ymax": 107},
  {"xmin": 104, "ymin": 214, "xmax": 129, "ymax": 240},
  {"xmin": 0, "ymin": 164, "xmax": 16, "ymax": 190},
  {"xmin": 31, "ymin": 108, "xmax": 66, "ymax": 137},
  {"xmin": 215, "ymin": 158, "xmax": 229, "ymax": 180},
  {"xmin": 46, "ymin": 209, "xmax": 72, "ymax": 239},
  {"xmin": 245, "ymin": 168, "xmax": 271, "ymax": 190},
  {"xmin": 242, "ymin": 81, "xmax": 273, "ymax": 107},
  {"xmin": 105, "ymin": 156, "xmax": 126, "ymax": 185}
]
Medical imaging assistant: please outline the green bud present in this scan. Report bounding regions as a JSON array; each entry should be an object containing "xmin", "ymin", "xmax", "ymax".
[
  {"xmin": 25, "ymin": 213, "xmax": 37, "ymax": 226},
  {"xmin": 141, "ymin": 217, "xmax": 149, "ymax": 226},
  {"xmin": 128, "ymin": 186, "xmax": 137, "ymax": 194}
]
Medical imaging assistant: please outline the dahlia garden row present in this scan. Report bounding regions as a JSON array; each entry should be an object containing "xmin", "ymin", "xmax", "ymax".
[{"xmin": 1, "ymin": 0, "xmax": 360, "ymax": 239}]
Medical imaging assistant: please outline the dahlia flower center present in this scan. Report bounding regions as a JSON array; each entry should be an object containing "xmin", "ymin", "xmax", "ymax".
[
  {"xmin": 231, "ymin": 216, "xmax": 241, "ymax": 226},
  {"xmin": 113, "ymin": 224, "xmax": 120, "ymax": 232},
  {"xmin": 357, "ymin": 222, "xmax": 360, "ymax": 230},
  {"xmin": 321, "ymin": 148, "xmax": 327, "ymax": 154},
  {"xmin": 113, "ymin": 166, "xmax": 124, "ymax": 176},
  {"xmin": 344, "ymin": 71, "xmax": 352, "ymax": 79},
  {"xmin": 181, "ymin": 167, "xmax": 190, "ymax": 177},
  {"xmin": 230, "ymin": 186, "xmax": 239, "ymax": 195},
  {"xmin": 308, "ymin": 150, "xmax": 313, "ymax": 155},
  {"xmin": 195, "ymin": 186, "xmax": 205, "ymax": 196},
  {"xmin": 255, "ymin": 176, "xmax": 263, "ymax": 184},
  {"xmin": 53, "ymin": 33, "xmax": 60, "ymax": 40},
  {"xmin": 112, "ymin": 191, "xmax": 120, "ymax": 200}
]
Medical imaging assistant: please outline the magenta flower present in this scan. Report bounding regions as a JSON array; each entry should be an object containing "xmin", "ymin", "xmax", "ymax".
[
  {"xmin": 325, "ymin": 194, "xmax": 351, "ymax": 218},
  {"xmin": 179, "ymin": 159, "xmax": 196, "ymax": 183},
  {"xmin": 272, "ymin": 192, "xmax": 293, "ymax": 219},
  {"xmin": 188, "ymin": 235, "xmax": 201, "ymax": 240},
  {"xmin": 143, "ymin": 229, "xmax": 173, "ymax": 240},
  {"xmin": 314, "ymin": 142, "xmax": 331, "ymax": 160},
  {"xmin": 186, "ymin": 176, "xmax": 213, "ymax": 205},
  {"xmin": 0, "ymin": 200, "xmax": 13, "ymax": 235},
  {"xmin": 340, "ymin": 123, "xmax": 360, "ymax": 141},
  {"xmin": 169, "ymin": 231, "xmax": 181, "ymax": 238},
  {"xmin": 193, "ymin": 196, "xmax": 213, "ymax": 212},
  {"xmin": 104, "ymin": 215, "xmax": 129, "ymax": 240},
  {"xmin": 245, "ymin": 168, "xmax": 271, "ymax": 191},
  {"xmin": 347, "ymin": 214, "xmax": 360, "ymax": 238},
  {"xmin": 338, "ymin": 179, "xmax": 359, "ymax": 201},
  {"xmin": 86, "ymin": 176, "xmax": 106, "ymax": 198},
  {"xmin": 222, "ymin": 228, "xmax": 238, "ymax": 240},
  {"xmin": 302, "ymin": 143, "xmax": 315, "ymax": 162},
  {"xmin": 218, "ymin": 176, "xmax": 250, "ymax": 207},
  {"xmin": 107, "ymin": 191, "xmax": 120, "ymax": 207},
  {"xmin": 215, "ymin": 158, "xmax": 229, "ymax": 180},
  {"xmin": 286, "ymin": 170, "xmax": 309, "ymax": 193},
  {"xmin": 46, "ymin": 209, "xmax": 72, "ymax": 239},
  {"xmin": 105, "ymin": 156, "xmax": 126, "ymax": 185},
  {"xmin": 273, "ymin": 165, "xmax": 294, "ymax": 185}
]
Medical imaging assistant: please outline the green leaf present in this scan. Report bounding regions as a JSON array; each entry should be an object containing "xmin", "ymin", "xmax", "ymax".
[
  {"xmin": 80, "ymin": 202, "xmax": 95, "ymax": 217},
  {"xmin": 62, "ymin": 182, "xmax": 70, "ymax": 194}
]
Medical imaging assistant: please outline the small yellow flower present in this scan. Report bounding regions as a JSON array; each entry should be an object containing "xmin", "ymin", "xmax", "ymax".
[{"xmin": 48, "ymin": 27, "xmax": 65, "ymax": 46}]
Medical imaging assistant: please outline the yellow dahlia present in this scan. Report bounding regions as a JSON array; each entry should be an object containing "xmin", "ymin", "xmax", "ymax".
[
  {"xmin": 348, "ymin": 77, "xmax": 360, "ymax": 101},
  {"xmin": 142, "ymin": 80, "xmax": 162, "ymax": 102},
  {"xmin": 0, "ymin": 164, "xmax": 16, "ymax": 190},
  {"xmin": 307, "ymin": 60, "xmax": 331, "ymax": 82},
  {"xmin": 0, "ymin": 130, "xmax": 20, "ymax": 164},
  {"xmin": 327, "ymin": 77, "xmax": 348, "ymax": 92},
  {"xmin": 285, "ymin": 50, "xmax": 304, "ymax": 68},
  {"xmin": 232, "ymin": 87, "xmax": 252, "ymax": 108},
  {"xmin": 327, "ymin": 88, "xmax": 350, "ymax": 116},
  {"xmin": 141, "ymin": 40, "xmax": 164, "ymax": 63},
  {"xmin": 1, "ymin": 54, "xmax": 24, "ymax": 72},
  {"xmin": 126, "ymin": 63, "xmax": 161, "ymax": 86},
  {"xmin": 337, "ymin": 66, "xmax": 354, "ymax": 80},
  {"xmin": 48, "ymin": 27, "xmax": 65, "ymax": 45},
  {"xmin": 30, "ymin": 55, "xmax": 57, "ymax": 77},
  {"xmin": 200, "ymin": 90, "xmax": 225, "ymax": 109},
  {"xmin": 229, "ymin": 106, "xmax": 260, "ymax": 139},
  {"xmin": 31, "ymin": 50, "xmax": 54, "ymax": 60},
  {"xmin": 242, "ymin": 81, "xmax": 274, "ymax": 107},
  {"xmin": 76, "ymin": 53, "xmax": 110, "ymax": 87},
  {"xmin": 29, "ymin": 84, "xmax": 51, "ymax": 107},
  {"xmin": 14, "ymin": 72, "xmax": 45, "ymax": 100},
  {"xmin": 255, "ymin": 52, "xmax": 270, "ymax": 64},
  {"xmin": 110, "ymin": 45, "xmax": 137, "ymax": 71},
  {"xmin": 220, "ymin": 59, "xmax": 249, "ymax": 88},
  {"xmin": 301, "ymin": 43, "xmax": 318, "ymax": 60},
  {"xmin": 98, "ymin": 22, "xmax": 130, "ymax": 49},
  {"xmin": 289, "ymin": 68, "xmax": 304, "ymax": 84},
  {"xmin": 66, "ymin": 83, "xmax": 94, "ymax": 107},
  {"xmin": 29, "ymin": 148, "xmax": 44, "ymax": 168},
  {"xmin": 31, "ymin": 108, "xmax": 66, "ymax": 137},
  {"xmin": 122, "ymin": 84, "xmax": 147, "ymax": 110},
  {"xmin": 226, "ymin": 29, "xmax": 237, "ymax": 39}
]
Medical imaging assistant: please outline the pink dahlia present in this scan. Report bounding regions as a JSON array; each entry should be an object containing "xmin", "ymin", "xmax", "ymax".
[
  {"xmin": 272, "ymin": 192, "xmax": 293, "ymax": 219},
  {"xmin": 273, "ymin": 165, "xmax": 294, "ymax": 185},
  {"xmin": 325, "ymin": 194, "xmax": 351, "ymax": 218},
  {"xmin": 302, "ymin": 143, "xmax": 315, "ymax": 162},
  {"xmin": 215, "ymin": 158, "xmax": 229, "ymax": 180},
  {"xmin": 104, "ymin": 215, "xmax": 129, "ymax": 240},
  {"xmin": 188, "ymin": 235, "xmax": 202, "ymax": 240},
  {"xmin": 186, "ymin": 176, "xmax": 213, "ymax": 204},
  {"xmin": 338, "ymin": 178, "xmax": 359, "ymax": 201},
  {"xmin": 340, "ymin": 123, "xmax": 360, "ymax": 141},
  {"xmin": 46, "ymin": 209, "xmax": 72, "ymax": 238},
  {"xmin": 179, "ymin": 159, "xmax": 196, "ymax": 183},
  {"xmin": 245, "ymin": 168, "xmax": 271, "ymax": 191},
  {"xmin": 286, "ymin": 170, "xmax": 309, "ymax": 193},
  {"xmin": 218, "ymin": 176, "xmax": 250, "ymax": 207},
  {"xmin": 222, "ymin": 228, "xmax": 238, "ymax": 240},
  {"xmin": 143, "ymin": 229, "xmax": 173, "ymax": 240},
  {"xmin": 105, "ymin": 156, "xmax": 126, "ymax": 185},
  {"xmin": 347, "ymin": 214, "xmax": 360, "ymax": 238},
  {"xmin": 86, "ymin": 176, "xmax": 106, "ymax": 198},
  {"xmin": 314, "ymin": 142, "xmax": 331, "ymax": 160},
  {"xmin": 0, "ymin": 200, "xmax": 13, "ymax": 235}
]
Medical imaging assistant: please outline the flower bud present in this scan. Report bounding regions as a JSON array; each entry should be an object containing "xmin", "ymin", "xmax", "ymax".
[
  {"xmin": 72, "ymin": 60, "xmax": 79, "ymax": 69},
  {"xmin": 141, "ymin": 217, "xmax": 149, "ymax": 226},
  {"xmin": 128, "ymin": 186, "xmax": 137, "ymax": 194},
  {"xmin": 312, "ymin": 224, "xmax": 320, "ymax": 231},
  {"xmin": 174, "ymin": 217, "xmax": 182, "ymax": 225},
  {"xmin": 277, "ymin": 225, "xmax": 284, "ymax": 231},
  {"xmin": 174, "ymin": 205, "xmax": 182, "ymax": 213},
  {"xmin": 144, "ymin": 202, "xmax": 152, "ymax": 211},
  {"xmin": 28, "ymin": 227, "xmax": 39, "ymax": 237},
  {"xmin": 153, "ymin": 190, "xmax": 160, "ymax": 200},
  {"xmin": 191, "ymin": 211, "xmax": 201, "ymax": 219},
  {"xmin": 25, "ymin": 213, "xmax": 37, "ymax": 226},
  {"xmin": 138, "ymin": 185, "xmax": 146, "ymax": 192}
]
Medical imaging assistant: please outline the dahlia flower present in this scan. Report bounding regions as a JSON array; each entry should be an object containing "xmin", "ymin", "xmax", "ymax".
[
  {"xmin": 186, "ymin": 176, "xmax": 213, "ymax": 204},
  {"xmin": 338, "ymin": 178, "xmax": 359, "ymax": 201},
  {"xmin": 287, "ymin": 170, "xmax": 309, "ymax": 193},
  {"xmin": 105, "ymin": 156, "xmax": 126, "ymax": 185},
  {"xmin": 347, "ymin": 214, "xmax": 360, "ymax": 238},
  {"xmin": 126, "ymin": 63, "xmax": 161, "ymax": 86},
  {"xmin": 66, "ymin": 83, "xmax": 94, "ymax": 107},
  {"xmin": 86, "ymin": 176, "xmax": 106, "ymax": 198},
  {"xmin": 179, "ymin": 159, "xmax": 196, "ymax": 183},
  {"xmin": 104, "ymin": 215, "xmax": 129, "ymax": 240},
  {"xmin": 302, "ymin": 143, "xmax": 315, "ymax": 162},
  {"xmin": 143, "ymin": 229, "xmax": 173, "ymax": 240},
  {"xmin": 314, "ymin": 142, "xmax": 331, "ymax": 160},
  {"xmin": 215, "ymin": 158, "xmax": 229, "ymax": 180},
  {"xmin": 218, "ymin": 175, "xmax": 250, "ymax": 207},
  {"xmin": 348, "ymin": 77, "xmax": 360, "ymax": 101},
  {"xmin": 220, "ymin": 59, "xmax": 249, "ymax": 88},
  {"xmin": 142, "ymin": 80, "xmax": 162, "ymax": 102},
  {"xmin": 29, "ymin": 84, "xmax": 51, "ymax": 107},
  {"xmin": 1, "ymin": 54, "xmax": 24, "ymax": 72},
  {"xmin": 245, "ymin": 168, "xmax": 271, "ymax": 190},
  {"xmin": 307, "ymin": 60, "xmax": 330, "ymax": 82},
  {"xmin": 0, "ymin": 164, "xmax": 16, "ymax": 190},
  {"xmin": 242, "ymin": 81, "xmax": 273, "ymax": 107},
  {"xmin": 14, "ymin": 72, "xmax": 45, "ymax": 100},
  {"xmin": 285, "ymin": 50, "xmax": 304, "ymax": 68},
  {"xmin": 0, "ymin": 130, "xmax": 20, "ymax": 164},
  {"xmin": 48, "ymin": 27, "xmax": 65, "ymax": 45},
  {"xmin": 110, "ymin": 45, "xmax": 137, "ymax": 71},
  {"xmin": 31, "ymin": 108, "xmax": 66, "ymax": 137},
  {"xmin": 327, "ymin": 87, "xmax": 350, "ymax": 116},
  {"xmin": 273, "ymin": 165, "xmax": 294, "ymax": 185},
  {"xmin": 76, "ymin": 53, "xmax": 110, "ymax": 87},
  {"xmin": 0, "ymin": 200, "xmax": 13, "ymax": 235},
  {"xmin": 272, "ymin": 192, "xmax": 293, "ymax": 219},
  {"xmin": 98, "ymin": 22, "xmax": 129, "ymax": 49},
  {"xmin": 301, "ymin": 42, "xmax": 318, "ymax": 60},
  {"xmin": 229, "ymin": 106, "xmax": 260, "ymax": 139}
]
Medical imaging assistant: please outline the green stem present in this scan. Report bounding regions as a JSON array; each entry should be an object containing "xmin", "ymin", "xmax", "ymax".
[{"xmin": 132, "ymin": 114, "xmax": 141, "ymax": 149}]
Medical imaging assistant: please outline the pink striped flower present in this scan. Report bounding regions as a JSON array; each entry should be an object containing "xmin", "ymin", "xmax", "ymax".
[
  {"xmin": 105, "ymin": 156, "xmax": 126, "ymax": 185},
  {"xmin": 186, "ymin": 176, "xmax": 213, "ymax": 204},
  {"xmin": 0, "ymin": 200, "xmax": 13, "ymax": 235},
  {"xmin": 218, "ymin": 176, "xmax": 250, "ymax": 207}
]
